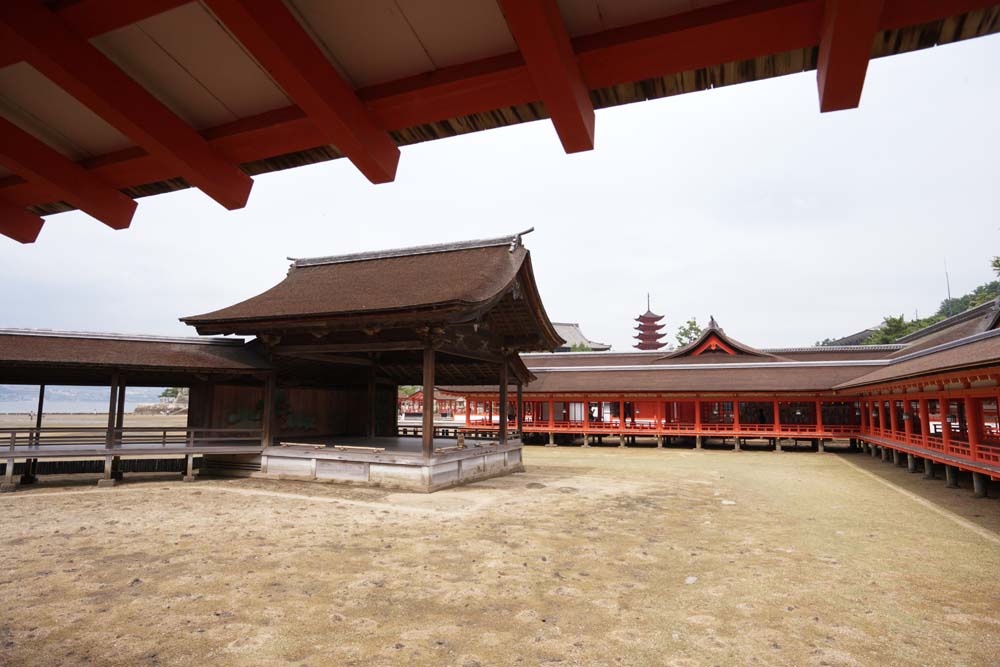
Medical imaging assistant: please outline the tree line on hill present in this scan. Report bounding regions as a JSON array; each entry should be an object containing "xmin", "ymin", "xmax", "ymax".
[{"xmin": 818, "ymin": 257, "xmax": 1000, "ymax": 346}]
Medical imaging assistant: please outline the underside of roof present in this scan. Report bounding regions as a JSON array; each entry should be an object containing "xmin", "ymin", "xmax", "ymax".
[{"xmin": 1, "ymin": 1, "xmax": 998, "ymax": 242}]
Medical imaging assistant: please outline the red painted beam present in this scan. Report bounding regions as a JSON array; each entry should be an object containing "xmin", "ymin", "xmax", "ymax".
[
  {"xmin": 499, "ymin": 0, "xmax": 595, "ymax": 153},
  {"xmin": 0, "ymin": 117, "xmax": 136, "ymax": 230},
  {"xmin": 0, "ymin": 0, "xmax": 994, "ymax": 213},
  {"xmin": 0, "ymin": 0, "xmax": 253, "ymax": 210},
  {"xmin": 205, "ymin": 0, "xmax": 400, "ymax": 184},
  {"xmin": 817, "ymin": 0, "xmax": 885, "ymax": 112},
  {"xmin": 0, "ymin": 198, "xmax": 44, "ymax": 244}
]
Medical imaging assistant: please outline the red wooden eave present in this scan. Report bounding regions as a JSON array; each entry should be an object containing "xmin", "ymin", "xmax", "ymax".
[
  {"xmin": 0, "ymin": 0, "xmax": 996, "ymax": 229},
  {"xmin": 0, "ymin": 116, "xmax": 136, "ymax": 231},
  {"xmin": 817, "ymin": 0, "xmax": 885, "ymax": 112},
  {"xmin": 0, "ymin": 0, "xmax": 253, "ymax": 211},
  {"xmin": 204, "ymin": 0, "xmax": 400, "ymax": 184},
  {"xmin": 0, "ymin": 197, "xmax": 44, "ymax": 244},
  {"xmin": 498, "ymin": 0, "xmax": 595, "ymax": 153}
]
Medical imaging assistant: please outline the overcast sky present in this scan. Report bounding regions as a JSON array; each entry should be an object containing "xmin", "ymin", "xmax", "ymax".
[{"xmin": 2, "ymin": 34, "xmax": 997, "ymax": 351}]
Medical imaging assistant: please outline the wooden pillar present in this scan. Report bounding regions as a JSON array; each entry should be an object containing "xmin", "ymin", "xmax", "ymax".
[
  {"xmin": 422, "ymin": 347, "xmax": 435, "ymax": 459},
  {"xmin": 498, "ymin": 361, "xmax": 509, "ymax": 446},
  {"xmin": 582, "ymin": 395, "xmax": 590, "ymax": 447},
  {"xmin": 877, "ymin": 400, "xmax": 886, "ymax": 437},
  {"xmin": 21, "ymin": 385, "xmax": 45, "ymax": 484},
  {"xmin": 99, "ymin": 373, "xmax": 120, "ymax": 486},
  {"xmin": 965, "ymin": 396, "xmax": 981, "ymax": 462},
  {"xmin": 261, "ymin": 372, "xmax": 276, "ymax": 449},
  {"xmin": 516, "ymin": 381, "xmax": 524, "ymax": 435},
  {"xmin": 105, "ymin": 373, "xmax": 119, "ymax": 449},
  {"xmin": 366, "ymin": 364, "xmax": 377, "ymax": 439},
  {"xmin": 889, "ymin": 398, "xmax": 899, "ymax": 435},
  {"xmin": 939, "ymin": 397, "xmax": 951, "ymax": 452},
  {"xmin": 860, "ymin": 399, "xmax": 868, "ymax": 432},
  {"xmin": 903, "ymin": 397, "xmax": 913, "ymax": 440},
  {"xmin": 488, "ymin": 399, "xmax": 493, "ymax": 426},
  {"xmin": 815, "ymin": 398, "xmax": 822, "ymax": 432},
  {"xmin": 733, "ymin": 398, "xmax": 741, "ymax": 431},
  {"xmin": 918, "ymin": 397, "xmax": 930, "ymax": 447},
  {"xmin": 465, "ymin": 397, "xmax": 471, "ymax": 426},
  {"xmin": 111, "ymin": 378, "xmax": 126, "ymax": 479}
]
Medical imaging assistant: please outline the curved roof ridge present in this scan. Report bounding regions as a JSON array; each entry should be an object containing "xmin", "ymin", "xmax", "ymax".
[
  {"xmin": 896, "ymin": 297, "xmax": 999, "ymax": 343},
  {"xmin": 291, "ymin": 230, "xmax": 531, "ymax": 268},
  {"xmin": 660, "ymin": 317, "xmax": 779, "ymax": 360}
]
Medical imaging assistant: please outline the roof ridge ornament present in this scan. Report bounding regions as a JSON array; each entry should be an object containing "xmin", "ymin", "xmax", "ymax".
[{"xmin": 510, "ymin": 227, "xmax": 534, "ymax": 252}]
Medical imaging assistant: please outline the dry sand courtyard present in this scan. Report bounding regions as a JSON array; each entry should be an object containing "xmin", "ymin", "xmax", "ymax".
[{"xmin": 1, "ymin": 447, "xmax": 998, "ymax": 667}]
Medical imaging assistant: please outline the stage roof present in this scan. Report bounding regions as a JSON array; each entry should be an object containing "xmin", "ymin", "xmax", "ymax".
[{"xmin": 1, "ymin": 1, "xmax": 998, "ymax": 242}]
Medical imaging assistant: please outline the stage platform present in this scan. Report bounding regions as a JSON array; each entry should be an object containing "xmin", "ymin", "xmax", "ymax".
[{"xmin": 202, "ymin": 436, "xmax": 525, "ymax": 492}]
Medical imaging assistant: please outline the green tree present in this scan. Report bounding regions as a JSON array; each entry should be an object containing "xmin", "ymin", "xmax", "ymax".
[
  {"xmin": 398, "ymin": 385, "xmax": 420, "ymax": 397},
  {"xmin": 159, "ymin": 387, "xmax": 179, "ymax": 399},
  {"xmin": 676, "ymin": 317, "xmax": 702, "ymax": 346},
  {"xmin": 569, "ymin": 342, "xmax": 593, "ymax": 352},
  {"xmin": 993, "ymin": 256, "xmax": 1000, "ymax": 277}
]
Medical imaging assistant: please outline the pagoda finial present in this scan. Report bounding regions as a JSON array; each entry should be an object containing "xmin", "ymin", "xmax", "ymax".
[{"xmin": 647, "ymin": 293, "xmax": 650, "ymax": 311}]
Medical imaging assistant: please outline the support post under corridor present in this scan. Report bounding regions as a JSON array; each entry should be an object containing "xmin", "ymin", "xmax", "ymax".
[{"xmin": 422, "ymin": 347, "xmax": 436, "ymax": 460}]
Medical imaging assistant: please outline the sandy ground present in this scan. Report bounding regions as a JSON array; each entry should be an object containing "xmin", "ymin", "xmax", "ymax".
[{"xmin": 1, "ymin": 447, "xmax": 998, "ymax": 667}]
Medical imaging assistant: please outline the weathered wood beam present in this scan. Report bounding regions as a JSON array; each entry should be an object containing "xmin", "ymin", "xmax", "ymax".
[
  {"xmin": 0, "ymin": 117, "xmax": 136, "ymax": 230},
  {"xmin": 817, "ymin": 0, "xmax": 885, "ymax": 112},
  {"xmin": 274, "ymin": 341, "xmax": 423, "ymax": 355},
  {"xmin": 436, "ymin": 343, "xmax": 505, "ymax": 365},
  {"xmin": 498, "ymin": 0, "xmax": 594, "ymax": 152},
  {"xmin": 273, "ymin": 350, "xmax": 374, "ymax": 366},
  {"xmin": 205, "ymin": 0, "xmax": 400, "ymax": 184},
  {"xmin": 0, "ymin": 0, "xmax": 253, "ymax": 210}
]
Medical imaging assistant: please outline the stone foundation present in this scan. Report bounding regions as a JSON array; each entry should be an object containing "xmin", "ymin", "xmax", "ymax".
[{"xmin": 203, "ymin": 442, "xmax": 524, "ymax": 492}]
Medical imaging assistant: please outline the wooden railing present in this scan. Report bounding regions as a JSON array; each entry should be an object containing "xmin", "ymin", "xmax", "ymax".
[
  {"xmin": 2, "ymin": 427, "xmax": 262, "ymax": 458},
  {"xmin": 857, "ymin": 425, "xmax": 999, "ymax": 476},
  {"xmin": 460, "ymin": 420, "xmax": 862, "ymax": 438}
]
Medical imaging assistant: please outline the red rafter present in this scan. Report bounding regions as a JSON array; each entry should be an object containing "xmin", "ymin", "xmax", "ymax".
[
  {"xmin": 0, "ymin": 116, "xmax": 136, "ymax": 230},
  {"xmin": 205, "ymin": 0, "xmax": 400, "ymax": 184},
  {"xmin": 0, "ymin": 0, "xmax": 253, "ymax": 210},
  {"xmin": 0, "ymin": 0, "xmax": 994, "ymax": 214},
  {"xmin": 0, "ymin": 197, "xmax": 44, "ymax": 244},
  {"xmin": 499, "ymin": 0, "xmax": 595, "ymax": 153},
  {"xmin": 817, "ymin": 0, "xmax": 886, "ymax": 112}
]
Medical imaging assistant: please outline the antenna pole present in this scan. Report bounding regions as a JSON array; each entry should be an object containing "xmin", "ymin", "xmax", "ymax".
[{"xmin": 944, "ymin": 258, "xmax": 953, "ymax": 316}]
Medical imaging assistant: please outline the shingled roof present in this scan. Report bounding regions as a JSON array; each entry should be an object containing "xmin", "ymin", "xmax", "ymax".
[
  {"xmin": 183, "ymin": 233, "xmax": 563, "ymax": 353},
  {"xmin": 0, "ymin": 329, "xmax": 267, "ymax": 385}
]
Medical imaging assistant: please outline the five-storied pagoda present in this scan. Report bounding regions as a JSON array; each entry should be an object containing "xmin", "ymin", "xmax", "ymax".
[{"xmin": 633, "ymin": 296, "xmax": 667, "ymax": 350}]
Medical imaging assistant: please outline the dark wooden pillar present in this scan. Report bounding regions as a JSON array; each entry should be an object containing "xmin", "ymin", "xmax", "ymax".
[
  {"xmin": 101, "ymin": 373, "xmax": 120, "ymax": 485},
  {"xmin": 105, "ymin": 373, "xmax": 119, "ymax": 449},
  {"xmin": 261, "ymin": 372, "xmax": 276, "ymax": 449},
  {"xmin": 499, "ymin": 361, "xmax": 509, "ymax": 445},
  {"xmin": 516, "ymin": 380, "xmax": 524, "ymax": 435},
  {"xmin": 22, "ymin": 385, "xmax": 44, "ymax": 483},
  {"xmin": 422, "ymin": 346, "xmax": 435, "ymax": 459},
  {"xmin": 366, "ymin": 364, "xmax": 377, "ymax": 439},
  {"xmin": 112, "ymin": 378, "xmax": 126, "ymax": 478}
]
